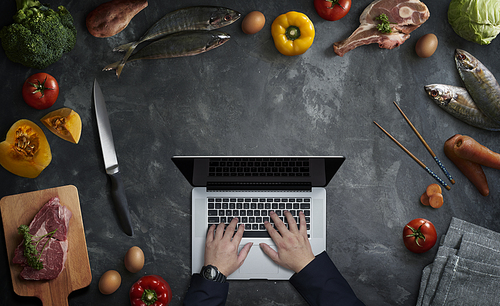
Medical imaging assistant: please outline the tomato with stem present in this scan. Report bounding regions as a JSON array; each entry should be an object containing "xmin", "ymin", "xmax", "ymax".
[
  {"xmin": 403, "ymin": 218, "xmax": 437, "ymax": 253},
  {"xmin": 22, "ymin": 73, "xmax": 59, "ymax": 110},
  {"xmin": 314, "ymin": 0, "xmax": 352, "ymax": 21}
]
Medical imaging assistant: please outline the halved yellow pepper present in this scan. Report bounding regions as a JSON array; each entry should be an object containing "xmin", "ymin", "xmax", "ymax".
[{"xmin": 271, "ymin": 11, "xmax": 315, "ymax": 56}]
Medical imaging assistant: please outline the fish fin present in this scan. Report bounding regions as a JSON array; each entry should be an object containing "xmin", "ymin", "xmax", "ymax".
[{"xmin": 113, "ymin": 41, "xmax": 135, "ymax": 52}]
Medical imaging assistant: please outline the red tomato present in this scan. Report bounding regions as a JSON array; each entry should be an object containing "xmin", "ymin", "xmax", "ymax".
[
  {"xmin": 403, "ymin": 218, "xmax": 437, "ymax": 253},
  {"xmin": 314, "ymin": 0, "xmax": 352, "ymax": 21},
  {"xmin": 22, "ymin": 73, "xmax": 59, "ymax": 110}
]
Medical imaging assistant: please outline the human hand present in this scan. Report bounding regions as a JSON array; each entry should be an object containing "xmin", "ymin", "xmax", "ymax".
[
  {"xmin": 260, "ymin": 211, "xmax": 315, "ymax": 273},
  {"xmin": 204, "ymin": 217, "xmax": 253, "ymax": 277}
]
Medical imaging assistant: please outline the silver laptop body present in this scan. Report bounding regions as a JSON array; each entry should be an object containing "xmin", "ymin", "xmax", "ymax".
[{"xmin": 172, "ymin": 156, "xmax": 345, "ymax": 280}]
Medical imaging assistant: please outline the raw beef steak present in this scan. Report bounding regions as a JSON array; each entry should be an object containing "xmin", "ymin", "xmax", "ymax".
[{"xmin": 13, "ymin": 197, "xmax": 72, "ymax": 280}]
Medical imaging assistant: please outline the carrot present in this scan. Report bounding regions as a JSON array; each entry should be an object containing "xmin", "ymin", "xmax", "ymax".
[
  {"xmin": 429, "ymin": 193, "xmax": 444, "ymax": 208},
  {"xmin": 425, "ymin": 184, "xmax": 442, "ymax": 197},
  {"xmin": 444, "ymin": 134, "xmax": 489, "ymax": 196},
  {"xmin": 420, "ymin": 192, "xmax": 430, "ymax": 206},
  {"xmin": 453, "ymin": 135, "xmax": 500, "ymax": 170}
]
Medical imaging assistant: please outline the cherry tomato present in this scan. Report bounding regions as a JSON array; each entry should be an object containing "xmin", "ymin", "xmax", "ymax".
[
  {"xmin": 22, "ymin": 73, "xmax": 59, "ymax": 110},
  {"xmin": 403, "ymin": 218, "xmax": 437, "ymax": 253},
  {"xmin": 314, "ymin": 0, "xmax": 352, "ymax": 21}
]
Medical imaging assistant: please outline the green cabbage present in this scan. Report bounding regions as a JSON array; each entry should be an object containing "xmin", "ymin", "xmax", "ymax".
[{"xmin": 448, "ymin": 0, "xmax": 500, "ymax": 45}]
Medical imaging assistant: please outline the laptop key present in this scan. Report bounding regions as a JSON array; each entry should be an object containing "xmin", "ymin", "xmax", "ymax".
[
  {"xmin": 243, "ymin": 231, "xmax": 271, "ymax": 238},
  {"xmin": 208, "ymin": 217, "xmax": 219, "ymax": 223}
]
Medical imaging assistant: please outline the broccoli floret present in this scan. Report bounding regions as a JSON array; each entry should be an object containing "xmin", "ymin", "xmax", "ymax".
[{"xmin": 0, "ymin": 0, "xmax": 77, "ymax": 69}]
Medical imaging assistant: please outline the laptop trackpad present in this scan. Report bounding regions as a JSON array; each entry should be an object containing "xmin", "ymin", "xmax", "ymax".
[{"xmin": 239, "ymin": 245, "xmax": 279, "ymax": 274}]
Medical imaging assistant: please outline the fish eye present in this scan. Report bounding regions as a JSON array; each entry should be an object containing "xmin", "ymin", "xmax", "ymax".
[
  {"xmin": 431, "ymin": 90, "xmax": 439, "ymax": 97},
  {"xmin": 457, "ymin": 54, "xmax": 466, "ymax": 60},
  {"xmin": 224, "ymin": 14, "xmax": 232, "ymax": 21}
]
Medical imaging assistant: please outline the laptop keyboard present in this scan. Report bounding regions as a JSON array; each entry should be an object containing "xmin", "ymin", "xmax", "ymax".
[
  {"xmin": 207, "ymin": 197, "xmax": 311, "ymax": 238},
  {"xmin": 208, "ymin": 157, "xmax": 311, "ymax": 177}
]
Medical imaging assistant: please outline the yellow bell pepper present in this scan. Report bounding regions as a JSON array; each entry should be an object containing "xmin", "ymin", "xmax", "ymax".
[{"xmin": 271, "ymin": 11, "xmax": 315, "ymax": 56}]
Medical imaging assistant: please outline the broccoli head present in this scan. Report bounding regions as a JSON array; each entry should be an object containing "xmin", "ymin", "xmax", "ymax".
[{"xmin": 0, "ymin": 0, "xmax": 77, "ymax": 69}]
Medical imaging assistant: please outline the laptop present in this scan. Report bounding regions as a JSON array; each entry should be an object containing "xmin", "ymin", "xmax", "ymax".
[{"xmin": 172, "ymin": 156, "xmax": 345, "ymax": 280}]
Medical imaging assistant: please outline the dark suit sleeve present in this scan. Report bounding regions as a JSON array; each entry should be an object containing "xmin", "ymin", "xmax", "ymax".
[
  {"xmin": 289, "ymin": 251, "xmax": 365, "ymax": 306},
  {"xmin": 183, "ymin": 274, "xmax": 229, "ymax": 306}
]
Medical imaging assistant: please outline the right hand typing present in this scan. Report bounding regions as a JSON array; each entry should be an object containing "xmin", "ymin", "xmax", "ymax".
[{"xmin": 259, "ymin": 210, "xmax": 315, "ymax": 273}]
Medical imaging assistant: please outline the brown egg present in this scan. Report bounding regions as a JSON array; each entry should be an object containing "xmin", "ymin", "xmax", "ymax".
[
  {"xmin": 98, "ymin": 270, "xmax": 121, "ymax": 295},
  {"xmin": 415, "ymin": 34, "xmax": 438, "ymax": 58},
  {"xmin": 124, "ymin": 246, "xmax": 145, "ymax": 273},
  {"xmin": 242, "ymin": 11, "xmax": 266, "ymax": 34}
]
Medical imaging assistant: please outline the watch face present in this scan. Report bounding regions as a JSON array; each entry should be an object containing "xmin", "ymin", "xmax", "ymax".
[{"xmin": 203, "ymin": 266, "xmax": 216, "ymax": 279}]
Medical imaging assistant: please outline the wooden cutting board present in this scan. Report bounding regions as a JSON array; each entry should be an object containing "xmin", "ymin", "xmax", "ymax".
[{"xmin": 0, "ymin": 185, "xmax": 92, "ymax": 306}]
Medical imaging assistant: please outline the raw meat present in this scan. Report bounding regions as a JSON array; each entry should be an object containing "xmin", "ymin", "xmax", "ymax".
[
  {"xmin": 333, "ymin": 0, "xmax": 430, "ymax": 56},
  {"xmin": 13, "ymin": 197, "xmax": 72, "ymax": 280}
]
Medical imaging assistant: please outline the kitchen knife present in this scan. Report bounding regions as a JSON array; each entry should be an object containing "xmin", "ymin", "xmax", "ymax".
[{"xmin": 93, "ymin": 79, "xmax": 134, "ymax": 236}]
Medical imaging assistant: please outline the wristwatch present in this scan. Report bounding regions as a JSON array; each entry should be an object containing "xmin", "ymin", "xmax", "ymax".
[{"xmin": 201, "ymin": 265, "xmax": 227, "ymax": 283}]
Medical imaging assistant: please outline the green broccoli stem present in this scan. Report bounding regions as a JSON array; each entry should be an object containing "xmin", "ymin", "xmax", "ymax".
[{"xmin": 15, "ymin": 0, "xmax": 41, "ymax": 11}]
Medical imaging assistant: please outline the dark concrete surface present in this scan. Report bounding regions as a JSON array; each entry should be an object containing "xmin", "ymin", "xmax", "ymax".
[{"xmin": 1, "ymin": 0, "xmax": 500, "ymax": 305}]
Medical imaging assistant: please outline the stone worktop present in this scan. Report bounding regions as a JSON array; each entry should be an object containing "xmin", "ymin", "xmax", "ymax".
[{"xmin": 1, "ymin": 0, "xmax": 499, "ymax": 305}]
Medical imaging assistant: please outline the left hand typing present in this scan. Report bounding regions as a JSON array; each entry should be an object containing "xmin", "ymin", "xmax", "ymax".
[{"xmin": 204, "ymin": 217, "xmax": 253, "ymax": 277}]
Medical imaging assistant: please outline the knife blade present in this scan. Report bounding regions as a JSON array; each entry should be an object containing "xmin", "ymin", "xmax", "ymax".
[{"xmin": 93, "ymin": 79, "xmax": 134, "ymax": 236}]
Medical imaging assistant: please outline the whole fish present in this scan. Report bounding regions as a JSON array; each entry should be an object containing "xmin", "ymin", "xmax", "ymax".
[
  {"xmin": 113, "ymin": 6, "xmax": 241, "ymax": 77},
  {"xmin": 424, "ymin": 84, "xmax": 500, "ymax": 131},
  {"xmin": 103, "ymin": 31, "xmax": 231, "ymax": 73},
  {"xmin": 455, "ymin": 49, "xmax": 500, "ymax": 124}
]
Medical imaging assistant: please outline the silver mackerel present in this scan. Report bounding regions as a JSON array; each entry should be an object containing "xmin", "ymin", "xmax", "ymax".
[
  {"xmin": 113, "ymin": 6, "xmax": 241, "ymax": 77},
  {"xmin": 455, "ymin": 49, "xmax": 500, "ymax": 125},
  {"xmin": 103, "ymin": 31, "xmax": 231, "ymax": 72},
  {"xmin": 425, "ymin": 84, "xmax": 500, "ymax": 131}
]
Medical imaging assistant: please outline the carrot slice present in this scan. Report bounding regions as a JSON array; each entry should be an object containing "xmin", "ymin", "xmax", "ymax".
[
  {"xmin": 420, "ymin": 192, "xmax": 430, "ymax": 206},
  {"xmin": 429, "ymin": 193, "xmax": 444, "ymax": 208},
  {"xmin": 426, "ymin": 183, "xmax": 442, "ymax": 197}
]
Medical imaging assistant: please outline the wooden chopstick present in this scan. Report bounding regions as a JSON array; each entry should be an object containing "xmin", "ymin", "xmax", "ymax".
[
  {"xmin": 393, "ymin": 102, "xmax": 455, "ymax": 184},
  {"xmin": 373, "ymin": 121, "xmax": 451, "ymax": 190}
]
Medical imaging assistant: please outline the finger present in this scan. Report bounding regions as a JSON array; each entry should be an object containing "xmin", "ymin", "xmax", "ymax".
[
  {"xmin": 232, "ymin": 223, "xmax": 245, "ymax": 244},
  {"xmin": 264, "ymin": 220, "xmax": 281, "ymax": 241},
  {"xmin": 285, "ymin": 210, "xmax": 298, "ymax": 233},
  {"xmin": 237, "ymin": 242, "xmax": 253, "ymax": 266},
  {"xmin": 206, "ymin": 224, "xmax": 216, "ymax": 242},
  {"xmin": 271, "ymin": 211, "xmax": 288, "ymax": 233},
  {"xmin": 259, "ymin": 243, "xmax": 281, "ymax": 265},
  {"xmin": 298, "ymin": 211, "xmax": 307, "ymax": 236},
  {"xmin": 215, "ymin": 222, "xmax": 225, "ymax": 239},
  {"xmin": 223, "ymin": 218, "xmax": 238, "ymax": 240}
]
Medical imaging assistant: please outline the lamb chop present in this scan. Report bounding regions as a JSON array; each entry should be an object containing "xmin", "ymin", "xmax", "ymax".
[{"xmin": 333, "ymin": 0, "xmax": 430, "ymax": 57}]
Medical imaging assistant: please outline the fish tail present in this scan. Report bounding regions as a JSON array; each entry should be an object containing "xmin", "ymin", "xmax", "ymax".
[
  {"xmin": 102, "ymin": 61, "xmax": 120, "ymax": 72},
  {"xmin": 115, "ymin": 42, "xmax": 140, "ymax": 78},
  {"xmin": 113, "ymin": 41, "xmax": 135, "ymax": 52}
]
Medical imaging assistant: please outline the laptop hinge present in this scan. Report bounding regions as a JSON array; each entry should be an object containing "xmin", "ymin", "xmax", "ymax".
[{"xmin": 206, "ymin": 182, "xmax": 312, "ymax": 191}]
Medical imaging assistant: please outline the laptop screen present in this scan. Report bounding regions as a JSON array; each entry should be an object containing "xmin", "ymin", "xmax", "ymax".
[{"xmin": 172, "ymin": 156, "xmax": 345, "ymax": 190}]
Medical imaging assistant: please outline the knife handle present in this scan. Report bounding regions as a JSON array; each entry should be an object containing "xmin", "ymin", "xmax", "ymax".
[{"xmin": 109, "ymin": 171, "xmax": 134, "ymax": 236}]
